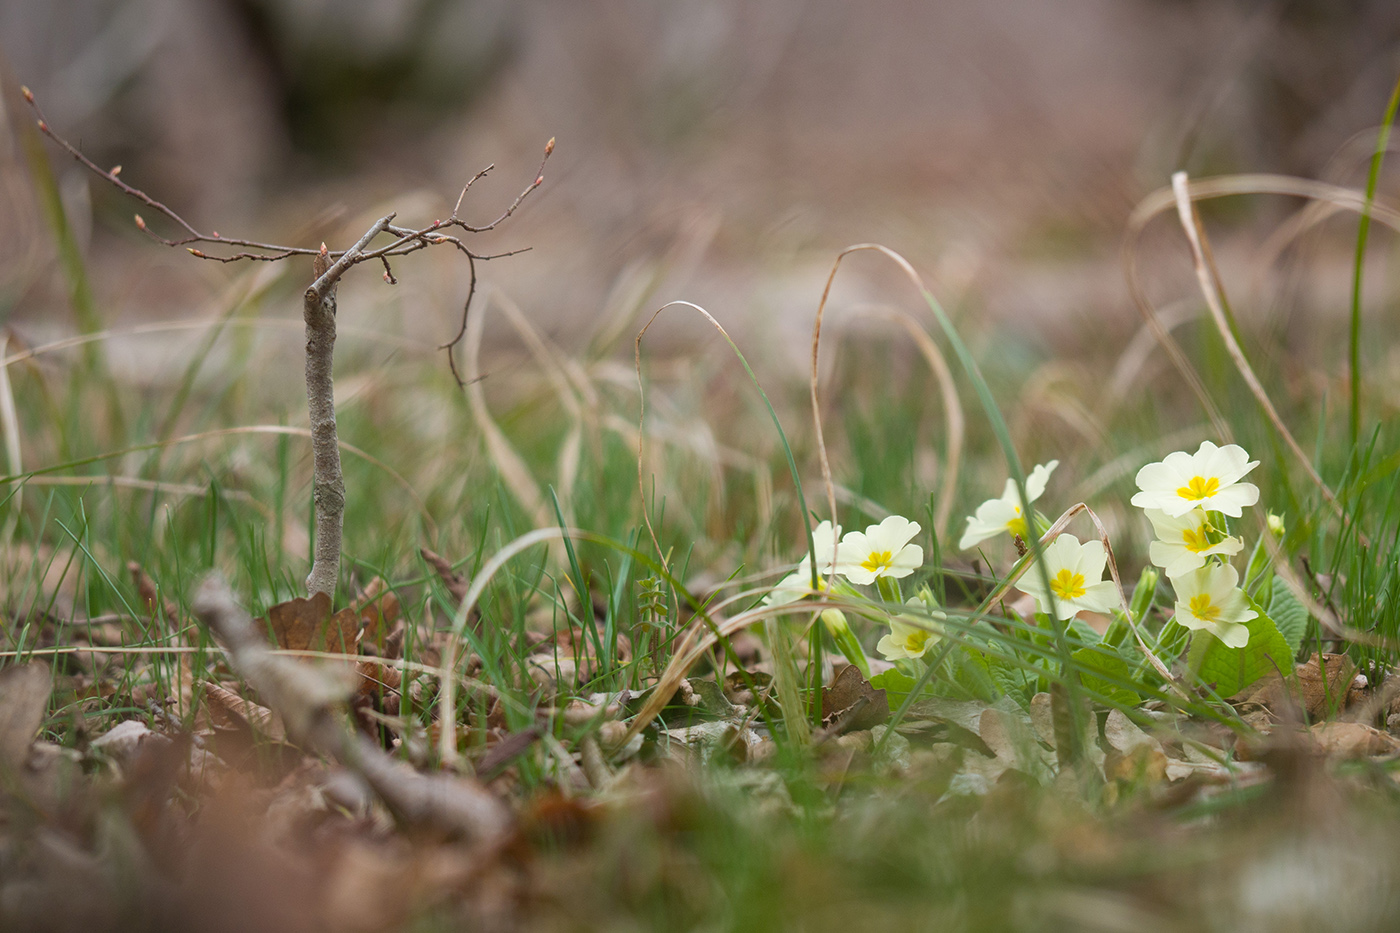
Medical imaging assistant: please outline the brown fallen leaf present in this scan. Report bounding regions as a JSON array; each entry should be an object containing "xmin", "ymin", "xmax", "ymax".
[
  {"xmin": 420, "ymin": 546, "xmax": 469, "ymax": 604},
  {"xmin": 1101, "ymin": 710, "xmax": 1168, "ymax": 785},
  {"xmin": 1308, "ymin": 721, "xmax": 1400, "ymax": 758},
  {"xmin": 204, "ymin": 681, "xmax": 285, "ymax": 741},
  {"xmin": 0, "ymin": 662, "xmax": 51, "ymax": 771},
  {"xmin": 819, "ymin": 665, "xmax": 889, "ymax": 735},
  {"xmin": 265, "ymin": 591, "xmax": 362, "ymax": 655},
  {"xmin": 127, "ymin": 560, "xmax": 180, "ymax": 629},
  {"xmin": 1240, "ymin": 653, "xmax": 1364, "ymax": 720},
  {"xmin": 352, "ymin": 577, "xmax": 401, "ymax": 651}
]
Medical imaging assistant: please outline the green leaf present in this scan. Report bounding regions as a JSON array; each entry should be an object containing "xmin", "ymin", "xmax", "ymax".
[
  {"xmin": 869, "ymin": 668, "xmax": 923, "ymax": 706},
  {"xmin": 1070, "ymin": 645, "xmax": 1140, "ymax": 706},
  {"xmin": 1186, "ymin": 597, "xmax": 1293, "ymax": 698},
  {"xmin": 1066, "ymin": 616, "xmax": 1102, "ymax": 648},
  {"xmin": 951, "ymin": 647, "xmax": 1001, "ymax": 703},
  {"xmin": 1267, "ymin": 576, "xmax": 1308, "ymax": 657}
]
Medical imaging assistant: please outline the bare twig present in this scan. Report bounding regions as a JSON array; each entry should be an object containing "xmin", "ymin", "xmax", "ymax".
[
  {"xmin": 22, "ymin": 85, "xmax": 552, "ymax": 375},
  {"xmin": 193, "ymin": 574, "xmax": 511, "ymax": 843},
  {"xmin": 23, "ymin": 86, "xmax": 554, "ymax": 597}
]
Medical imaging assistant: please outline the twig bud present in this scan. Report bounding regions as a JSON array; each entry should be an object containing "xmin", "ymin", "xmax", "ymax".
[
  {"xmin": 21, "ymin": 86, "xmax": 33, "ymax": 102},
  {"xmin": 212, "ymin": 231, "xmax": 220, "ymax": 238},
  {"xmin": 134, "ymin": 214, "xmax": 146, "ymax": 230},
  {"xmin": 109, "ymin": 165, "xmax": 122, "ymax": 177},
  {"xmin": 36, "ymin": 120, "xmax": 47, "ymax": 132},
  {"xmin": 188, "ymin": 248, "xmax": 205, "ymax": 257},
  {"xmin": 545, "ymin": 137, "xmax": 555, "ymax": 155},
  {"xmin": 534, "ymin": 175, "xmax": 544, "ymax": 186}
]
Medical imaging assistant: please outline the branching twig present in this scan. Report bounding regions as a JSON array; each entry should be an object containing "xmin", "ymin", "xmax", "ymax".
[{"xmin": 23, "ymin": 86, "xmax": 554, "ymax": 595}]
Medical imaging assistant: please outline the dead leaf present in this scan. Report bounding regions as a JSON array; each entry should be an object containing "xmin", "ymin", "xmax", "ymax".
[
  {"xmin": 1101, "ymin": 710, "xmax": 1168, "ymax": 785},
  {"xmin": 1241, "ymin": 653, "xmax": 1363, "ymax": 720},
  {"xmin": 0, "ymin": 662, "xmax": 51, "ymax": 770},
  {"xmin": 819, "ymin": 665, "xmax": 889, "ymax": 734},
  {"xmin": 1308, "ymin": 721, "xmax": 1400, "ymax": 758},
  {"xmin": 204, "ymin": 682, "xmax": 285, "ymax": 741},
  {"xmin": 90, "ymin": 719, "xmax": 170, "ymax": 765},
  {"xmin": 352, "ymin": 578, "xmax": 401, "ymax": 650},
  {"xmin": 265, "ymin": 591, "xmax": 361, "ymax": 655},
  {"xmin": 420, "ymin": 546, "xmax": 469, "ymax": 604},
  {"xmin": 723, "ymin": 669, "xmax": 771, "ymax": 706}
]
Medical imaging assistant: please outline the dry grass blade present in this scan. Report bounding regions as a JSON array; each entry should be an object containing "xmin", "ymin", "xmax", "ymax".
[
  {"xmin": 494, "ymin": 289, "xmax": 586, "ymax": 515},
  {"xmin": 0, "ymin": 333, "xmax": 20, "ymax": 541},
  {"xmin": 846, "ymin": 309, "xmax": 966, "ymax": 539},
  {"xmin": 463, "ymin": 290, "xmax": 549, "ymax": 529},
  {"xmin": 0, "ymin": 425, "xmax": 434, "ymax": 533},
  {"xmin": 1168, "ymin": 172, "xmax": 1356, "ymax": 542}
]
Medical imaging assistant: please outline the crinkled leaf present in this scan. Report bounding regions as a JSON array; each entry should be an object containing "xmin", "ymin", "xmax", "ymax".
[
  {"xmin": 1267, "ymin": 576, "xmax": 1309, "ymax": 658},
  {"xmin": 951, "ymin": 646, "xmax": 1001, "ymax": 703},
  {"xmin": 1070, "ymin": 645, "xmax": 1140, "ymax": 706},
  {"xmin": 1186, "ymin": 596, "xmax": 1292, "ymax": 698}
]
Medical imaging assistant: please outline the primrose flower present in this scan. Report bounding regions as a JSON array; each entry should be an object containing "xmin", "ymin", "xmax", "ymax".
[
  {"xmin": 877, "ymin": 599, "xmax": 945, "ymax": 661},
  {"xmin": 764, "ymin": 521, "xmax": 842, "ymax": 606},
  {"xmin": 1169, "ymin": 562, "xmax": 1256, "ymax": 648},
  {"xmin": 1145, "ymin": 508, "xmax": 1243, "ymax": 579},
  {"xmin": 1015, "ymin": 533, "xmax": 1118, "ymax": 621},
  {"xmin": 1130, "ymin": 441, "xmax": 1259, "ymax": 518},
  {"xmin": 958, "ymin": 461, "xmax": 1059, "ymax": 550},
  {"xmin": 835, "ymin": 515, "xmax": 923, "ymax": 585}
]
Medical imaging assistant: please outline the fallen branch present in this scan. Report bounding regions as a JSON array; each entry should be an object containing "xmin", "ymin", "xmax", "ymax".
[{"xmin": 193, "ymin": 574, "xmax": 511, "ymax": 843}]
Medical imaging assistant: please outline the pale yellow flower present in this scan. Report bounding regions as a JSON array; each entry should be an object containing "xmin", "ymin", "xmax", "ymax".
[
  {"xmin": 959, "ymin": 461, "xmax": 1058, "ymax": 550},
  {"xmin": 764, "ymin": 520, "xmax": 841, "ymax": 606},
  {"xmin": 876, "ymin": 599, "xmax": 944, "ymax": 661},
  {"xmin": 1170, "ymin": 562, "xmax": 1256, "ymax": 648},
  {"xmin": 835, "ymin": 515, "xmax": 923, "ymax": 586},
  {"xmin": 1145, "ymin": 508, "xmax": 1243, "ymax": 579},
  {"xmin": 1131, "ymin": 441, "xmax": 1259, "ymax": 518},
  {"xmin": 1015, "ymin": 533, "xmax": 1118, "ymax": 621}
]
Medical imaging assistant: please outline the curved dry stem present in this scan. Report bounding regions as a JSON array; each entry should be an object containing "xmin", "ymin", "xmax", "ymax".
[
  {"xmin": 1, "ymin": 319, "xmax": 438, "ymax": 371},
  {"xmin": 1121, "ymin": 170, "xmax": 1400, "ymax": 447},
  {"xmin": 2, "ymin": 425, "xmax": 434, "ymax": 532},
  {"xmin": 463, "ymin": 290, "xmax": 549, "ymax": 529},
  {"xmin": 632, "ymin": 300, "xmax": 741, "ymax": 574},
  {"xmin": 853, "ymin": 309, "xmax": 966, "ymax": 540},
  {"xmin": 1168, "ymin": 172, "xmax": 1357, "ymax": 542},
  {"xmin": 493, "ymin": 289, "xmax": 586, "ymax": 517}
]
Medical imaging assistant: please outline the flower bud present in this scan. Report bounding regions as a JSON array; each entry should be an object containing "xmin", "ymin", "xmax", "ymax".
[
  {"xmin": 820, "ymin": 608, "xmax": 850, "ymax": 636},
  {"xmin": 1267, "ymin": 512, "xmax": 1286, "ymax": 538}
]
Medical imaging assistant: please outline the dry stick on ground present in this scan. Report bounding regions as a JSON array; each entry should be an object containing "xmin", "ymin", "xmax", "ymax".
[
  {"xmin": 23, "ymin": 86, "xmax": 552, "ymax": 597},
  {"xmin": 193, "ymin": 573, "xmax": 511, "ymax": 842}
]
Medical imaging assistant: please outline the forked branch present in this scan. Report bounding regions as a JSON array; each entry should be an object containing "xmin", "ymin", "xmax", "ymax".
[{"xmin": 23, "ymin": 86, "xmax": 553, "ymax": 597}]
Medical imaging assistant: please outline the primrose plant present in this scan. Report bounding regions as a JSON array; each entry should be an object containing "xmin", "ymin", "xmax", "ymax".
[{"xmin": 761, "ymin": 439, "xmax": 1287, "ymax": 707}]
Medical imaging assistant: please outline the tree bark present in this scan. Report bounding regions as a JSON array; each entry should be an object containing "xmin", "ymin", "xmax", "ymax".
[{"xmin": 302, "ymin": 215, "xmax": 395, "ymax": 598}]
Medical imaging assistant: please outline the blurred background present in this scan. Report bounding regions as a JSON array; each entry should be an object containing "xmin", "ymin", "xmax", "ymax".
[{"xmin": 2, "ymin": 0, "xmax": 1400, "ymax": 376}]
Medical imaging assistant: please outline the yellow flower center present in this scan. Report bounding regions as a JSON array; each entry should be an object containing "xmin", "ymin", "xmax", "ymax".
[
  {"xmin": 1176, "ymin": 476, "xmax": 1220, "ymax": 501},
  {"xmin": 902, "ymin": 629, "xmax": 931, "ymax": 654},
  {"xmin": 1188, "ymin": 594, "xmax": 1221, "ymax": 622},
  {"xmin": 1007, "ymin": 508, "xmax": 1027, "ymax": 538},
  {"xmin": 1051, "ymin": 569, "xmax": 1086, "ymax": 601},
  {"xmin": 861, "ymin": 550, "xmax": 894, "ymax": 573},
  {"xmin": 1181, "ymin": 525, "xmax": 1212, "ymax": 553}
]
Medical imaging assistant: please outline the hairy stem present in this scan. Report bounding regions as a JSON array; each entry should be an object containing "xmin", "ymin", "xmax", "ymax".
[{"xmin": 302, "ymin": 214, "xmax": 395, "ymax": 597}]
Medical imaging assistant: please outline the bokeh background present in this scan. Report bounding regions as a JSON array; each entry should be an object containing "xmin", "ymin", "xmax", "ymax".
[{"xmin": 3, "ymin": 0, "xmax": 1400, "ymax": 379}]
